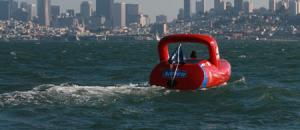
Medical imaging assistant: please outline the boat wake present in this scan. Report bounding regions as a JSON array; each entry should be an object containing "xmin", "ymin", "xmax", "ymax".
[
  {"xmin": 0, "ymin": 83, "xmax": 166, "ymax": 107},
  {"xmin": 0, "ymin": 77, "xmax": 249, "ymax": 108}
]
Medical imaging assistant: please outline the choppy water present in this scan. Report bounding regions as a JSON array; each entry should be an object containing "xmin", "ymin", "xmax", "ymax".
[{"xmin": 0, "ymin": 41, "xmax": 299, "ymax": 129}]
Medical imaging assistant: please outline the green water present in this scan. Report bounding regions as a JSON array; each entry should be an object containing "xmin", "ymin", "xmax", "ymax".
[{"xmin": 0, "ymin": 41, "xmax": 299, "ymax": 129}]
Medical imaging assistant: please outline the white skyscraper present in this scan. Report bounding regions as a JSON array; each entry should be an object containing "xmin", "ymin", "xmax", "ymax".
[
  {"xmin": 113, "ymin": 1, "xmax": 126, "ymax": 28},
  {"xmin": 283, "ymin": 0, "xmax": 290, "ymax": 9},
  {"xmin": 297, "ymin": 0, "xmax": 300, "ymax": 14},
  {"xmin": 269, "ymin": 0, "xmax": 276, "ymax": 12}
]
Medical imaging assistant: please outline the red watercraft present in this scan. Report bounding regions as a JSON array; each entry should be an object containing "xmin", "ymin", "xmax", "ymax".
[{"xmin": 150, "ymin": 34, "xmax": 231, "ymax": 90}]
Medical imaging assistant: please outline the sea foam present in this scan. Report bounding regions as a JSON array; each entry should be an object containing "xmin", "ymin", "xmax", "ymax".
[{"xmin": 0, "ymin": 83, "xmax": 165, "ymax": 107}]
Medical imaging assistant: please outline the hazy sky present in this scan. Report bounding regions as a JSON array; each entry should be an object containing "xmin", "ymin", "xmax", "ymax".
[{"xmin": 19, "ymin": 0, "xmax": 268, "ymax": 21}]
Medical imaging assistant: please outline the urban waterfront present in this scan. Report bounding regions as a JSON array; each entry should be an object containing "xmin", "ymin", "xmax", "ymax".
[
  {"xmin": 0, "ymin": 41, "xmax": 299, "ymax": 129},
  {"xmin": 0, "ymin": 0, "xmax": 300, "ymax": 41},
  {"xmin": 0, "ymin": 0, "xmax": 300, "ymax": 129}
]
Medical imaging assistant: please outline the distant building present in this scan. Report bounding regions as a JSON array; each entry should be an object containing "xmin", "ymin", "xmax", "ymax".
[
  {"xmin": 276, "ymin": 0, "xmax": 291, "ymax": 11},
  {"xmin": 177, "ymin": 8, "xmax": 184, "ymax": 20},
  {"xmin": 196, "ymin": 0, "xmax": 206, "ymax": 14},
  {"xmin": 234, "ymin": 0, "xmax": 243, "ymax": 13},
  {"xmin": 289, "ymin": 0, "xmax": 298, "ymax": 15},
  {"xmin": 12, "ymin": 8, "xmax": 29, "ymax": 22},
  {"xmin": 37, "ymin": 0, "xmax": 51, "ymax": 26},
  {"xmin": 0, "ymin": 0, "xmax": 10, "ymax": 20},
  {"xmin": 51, "ymin": 5, "xmax": 60, "ymax": 19},
  {"xmin": 214, "ymin": 0, "xmax": 226, "ymax": 14},
  {"xmin": 66, "ymin": 9, "xmax": 75, "ymax": 17},
  {"xmin": 75, "ymin": 13, "xmax": 81, "ymax": 17},
  {"xmin": 96, "ymin": 0, "xmax": 114, "ymax": 25},
  {"xmin": 297, "ymin": 0, "xmax": 300, "ymax": 14},
  {"xmin": 277, "ymin": 0, "xmax": 289, "ymax": 10},
  {"xmin": 80, "ymin": 1, "xmax": 92, "ymax": 19},
  {"xmin": 138, "ymin": 14, "xmax": 150, "ymax": 27},
  {"xmin": 10, "ymin": 0, "xmax": 18, "ymax": 16},
  {"xmin": 283, "ymin": 0, "xmax": 290, "ymax": 9},
  {"xmin": 18, "ymin": 2, "xmax": 36, "ymax": 21},
  {"xmin": 27, "ymin": 4, "xmax": 36, "ymax": 20},
  {"xmin": 244, "ymin": 0, "xmax": 253, "ymax": 14},
  {"xmin": 269, "ymin": 0, "xmax": 276, "ymax": 13},
  {"xmin": 53, "ymin": 17, "xmax": 78, "ymax": 28},
  {"xmin": 184, "ymin": 0, "xmax": 191, "ymax": 20},
  {"xmin": 220, "ymin": 1, "xmax": 227, "ymax": 12},
  {"xmin": 20, "ymin": 2, "xmax": 28, "ymax": 10},
  {"xmin": 126, "ymin": 4, "xmax": 140, "ymax": 26},
  {"xmin": 214, "ymin": 0, "xmax": 220, "ymax": 11},
  {"xmin": 12, "ymin": 1, "xmax": 29, "ymax": 20},
  {"xmin": 83, "ymin": 15, "xmax": 106, "ymax": 31},
  {"xmin": 112, "ymin": 2, "xmax": 126, "ymax": 28},
  {"xmin": 156, "ymin": 15, "xmax": 167, "ymax": 24},
  {"xmin": 226, "ymin": 1, "xmax": 234, "ymax": 10},
  {"xmin": 151, "ymin": 23, "xmax": 168, "ymax": 35}
]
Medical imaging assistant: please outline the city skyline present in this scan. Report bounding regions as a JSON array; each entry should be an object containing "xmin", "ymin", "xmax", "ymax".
[
  {"xmin": 0, "ymin": 0, "xmax": 299, "ymax": 42},
  {"xmin": 16, "ymin": 0, "xmax": 269, "ymax": 21}
]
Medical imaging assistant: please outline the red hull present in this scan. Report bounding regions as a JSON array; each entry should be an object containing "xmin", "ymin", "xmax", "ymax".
[{"xmin": 149, "ymin": 34, "xmax": 231, "ymax": 90}]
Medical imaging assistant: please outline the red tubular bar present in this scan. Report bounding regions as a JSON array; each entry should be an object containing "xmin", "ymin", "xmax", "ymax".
[{"xmin": 158, "ymin": 34, "xmax": 220, "ymax": 67}]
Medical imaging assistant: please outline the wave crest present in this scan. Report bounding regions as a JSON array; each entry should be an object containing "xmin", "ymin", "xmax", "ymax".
[{"xmin": 0, "ymin": 83, "xmax": 165, "ymax": 107}]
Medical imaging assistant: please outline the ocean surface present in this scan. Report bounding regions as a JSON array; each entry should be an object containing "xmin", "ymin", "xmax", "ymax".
[{"xmin": 0, "ymin": 40, "xmax": 299, "ymax": 130}]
